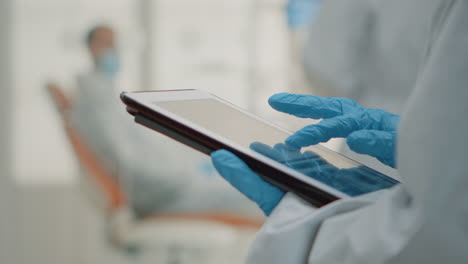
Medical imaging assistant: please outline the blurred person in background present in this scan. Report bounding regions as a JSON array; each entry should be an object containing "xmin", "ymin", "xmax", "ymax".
[{"xmin": 72, "ymin": 25, "xmax": 260, "ymax": 219}]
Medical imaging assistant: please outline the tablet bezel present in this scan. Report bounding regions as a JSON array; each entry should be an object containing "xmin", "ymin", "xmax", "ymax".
[{"xmin": 121, "ymin": 89, "xmax": 351, "ymax": 207}]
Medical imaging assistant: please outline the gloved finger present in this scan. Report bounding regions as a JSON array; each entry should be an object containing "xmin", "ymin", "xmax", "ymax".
[
  {"xmin": 250, "ymin": 143, "xmax": 308, "ymax": 171},
  {"xmin": 362, "ymin": 109, "xmax": 401, "ymax": 131},
  {"xmin": 272, "ymin": 143, "xmax": 309, "ymax": 170},
  {"xmin": 296, "ymin": 151, "xmax": 338, "ymax": 183},
  {"xmin": 251, "ymin": 142, "xmax": 324, "ymax": 179},
  {"xmin": 268, "ymin": 93, "xmax": 362, "ymax": 119},
  {"xmin": 252, "ymin": 143, "xmax": 323, "ymax": 173},
  {"xmin": 271, "ymin": 145, "xmax": 339, "ymax": 184},
  {"xmin": 249, "ymin": 142, "xmax": 283, "ymax": 162},
  {"xmin": 285, "ymin": 113, "xmax": 363, "ymax": 148},
  {"xmin": 211, "ymin": 150, "xmax": 284, "ymax": 215},
  {"xmin": 346, "ymin": 130, "xmax": 397, "ymax": 168}
]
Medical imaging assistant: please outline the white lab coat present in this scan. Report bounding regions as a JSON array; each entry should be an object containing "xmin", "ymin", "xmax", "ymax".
[
  {"xmin": 72, "ymin": 72, "xmax": 260, "ymax": 217},
  {"xmin": 247, "ymin": 1, "xmax": 468, "ymax": 263}
]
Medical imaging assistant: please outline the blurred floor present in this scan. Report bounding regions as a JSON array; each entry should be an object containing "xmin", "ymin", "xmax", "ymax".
[
  {"xmin": 15, "ymin": 184, "xmax": 130, "ymax": 264},
  {"xmin": 14, "ymin": 182, "xmax": 256, "ymax": 264}
]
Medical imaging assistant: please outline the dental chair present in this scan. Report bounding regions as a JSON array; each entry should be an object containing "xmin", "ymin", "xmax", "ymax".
[{"xmin": 46, "ymin": 83, "xmax": 262, "ymax": 263}]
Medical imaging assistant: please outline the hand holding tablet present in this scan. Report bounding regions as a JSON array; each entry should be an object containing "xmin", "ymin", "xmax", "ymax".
[
  {"xmin": 121, "ymin": 89, "xmax": 399, "ymax": 210},
  {"xmin": 214, "ymin": 141, "xmax": 396, "ymax": 215}
]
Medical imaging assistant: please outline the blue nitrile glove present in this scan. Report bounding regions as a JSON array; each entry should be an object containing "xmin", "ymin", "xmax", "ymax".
[
  {"xmin": 211, "ymin": 149, "xmax": 284, "ymax": 216},
  {"xmin": 211, "ymin": 143, "xmax": 322, "ymax": 216},
  {"xmin": 212, "ymin": 93, "xmax": 400, "ymax": 215},
  {"xmin": 269, "ymin": 93, "xmax": 400, "ymax": 168}
]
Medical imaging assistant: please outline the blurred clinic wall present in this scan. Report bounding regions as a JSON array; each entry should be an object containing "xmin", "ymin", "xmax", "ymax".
[
  {"xmin": 2, "ymin": 0, "xmax": 298, "ymax": 263},
  {"xmin": 0, "ymin": 0, "xmax": 18, "ymax": 263},
  {"xmin": 146, "ymin": 0, "xmax": 290, "ymax": 112}
]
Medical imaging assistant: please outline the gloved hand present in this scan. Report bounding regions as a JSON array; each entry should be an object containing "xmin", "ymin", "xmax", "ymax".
[
  {"xmin": 212, "ymin": 142, "xmax": 397, "ymax": 215},
  {"xmin": 212, "ymin": 93, "xmax": 400, "ymax": 215},
  {"xmin": 212, "ymin": 143, "xmax": 335, "ymax": 216},
  {"xmin": 269, "ymin": 93, "xmax": 400, "ymax": 168}
]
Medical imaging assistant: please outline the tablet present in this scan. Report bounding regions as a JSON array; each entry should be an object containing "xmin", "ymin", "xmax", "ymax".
[{"xmin": 121, "ymin": 89, "xmax": 399, "ymax": 207}]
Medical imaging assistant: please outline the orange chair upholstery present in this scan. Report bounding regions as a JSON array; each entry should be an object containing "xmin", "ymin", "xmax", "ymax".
[{"xmin": 47, "ymin": 83, "xmax": 127, "ymax": 212}]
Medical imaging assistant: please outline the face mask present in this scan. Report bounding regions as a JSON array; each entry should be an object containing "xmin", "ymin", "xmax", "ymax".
[{"xmin": 98, "ymin": 49, "xmax": 120, "ymax": 79}]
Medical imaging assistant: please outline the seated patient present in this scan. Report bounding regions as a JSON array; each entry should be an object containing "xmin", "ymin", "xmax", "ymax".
[{"xmin": 72, "ymin": 25, "xmax": 260, "ymax": 218}]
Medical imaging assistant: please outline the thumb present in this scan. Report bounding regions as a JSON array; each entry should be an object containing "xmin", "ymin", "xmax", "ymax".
[
  {"xmin": 211, "ymin": 150, "xmax": 284, "ymax": 215},
  {"xmin": 346, "ymin": 130, "xmax": 397, "ymax": 168}
]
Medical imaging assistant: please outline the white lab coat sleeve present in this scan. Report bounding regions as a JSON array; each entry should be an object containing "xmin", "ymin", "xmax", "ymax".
[
  {"xmin": 247, "ymin": 1, "xmax": 468, "ymax": 263},
  {"xmin": 246, "ymin": 189, "xmax": 403, "ymax": 264}
]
